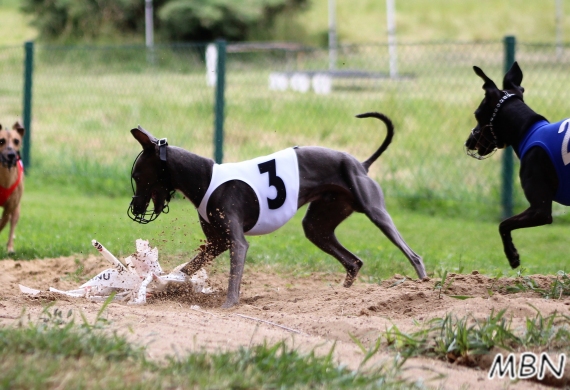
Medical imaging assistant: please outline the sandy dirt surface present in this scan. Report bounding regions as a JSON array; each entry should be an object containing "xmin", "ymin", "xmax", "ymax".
[{"xmin": 1, "ymin": 255, "xmax": 569, "ymax": 389}]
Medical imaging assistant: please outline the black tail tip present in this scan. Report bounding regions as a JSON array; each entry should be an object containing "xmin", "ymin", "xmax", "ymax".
[{"xmin": 355, "ymin": 112, "xmax": 382, "ymax": 119}]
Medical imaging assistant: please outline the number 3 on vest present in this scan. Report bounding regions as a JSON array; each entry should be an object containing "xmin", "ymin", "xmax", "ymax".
[{"xmin": 258, "ymin": 159, "xmax": 287, "ymax": 209}]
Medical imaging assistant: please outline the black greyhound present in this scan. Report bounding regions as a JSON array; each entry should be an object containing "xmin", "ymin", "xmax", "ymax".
[
  {"xmin": 129, "ymin": 113, "xmax": 427, "ymax": 308},
  {"xmin": 465, "ymin": 61, "xmax": 569, "ymax": 269}
]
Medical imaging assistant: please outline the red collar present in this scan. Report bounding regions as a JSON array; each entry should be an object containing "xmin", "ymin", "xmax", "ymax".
[{"xmin": 0, "ymin": 160, "xmax": 23, "ymax": 206}]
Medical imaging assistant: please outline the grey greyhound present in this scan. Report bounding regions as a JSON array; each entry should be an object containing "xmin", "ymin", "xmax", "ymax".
[{"xmin": 128, "ymin": 112, "xmax": 427, "ymax": 308}]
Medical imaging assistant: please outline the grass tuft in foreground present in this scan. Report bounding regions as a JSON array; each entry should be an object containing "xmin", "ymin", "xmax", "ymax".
[
  {"xmin": 0, "ymin": 302, "xmax": 416, "ymax": 390},
  {"xmin": 382, "ymin": 307, "xmax": 570, "ymax": 367},
  {"xmin": 504, "ymin": 269, "xmax": 570, "ymax": 299},
  {"xmin": 161, "ymin": 342, "xmax": 416, "ymax": 389},
  {"xmin": 0, "ymin": 300, "xmax": 142, "ymax": 361}
]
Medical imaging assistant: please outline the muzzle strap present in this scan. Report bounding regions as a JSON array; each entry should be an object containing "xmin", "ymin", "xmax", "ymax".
[{"xmin": 158, "ymin": 138, "xmax": 168, "ymax": 162}]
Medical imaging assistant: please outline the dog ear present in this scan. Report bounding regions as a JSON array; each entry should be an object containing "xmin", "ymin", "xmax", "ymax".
[
  {"xmin": 473, "ymin": 66, "xmax": 499, "ymax": 93},
  {"xmin": 131, "ymin": 125, "xmax": 157, "ymax": 150},
  {"xmin": 12, "ymin": 122, "xmax": 25, "ymax": 137},
  {"xmin": 503, "ymin": 61, "xmax": 524, "ymax": 93}
]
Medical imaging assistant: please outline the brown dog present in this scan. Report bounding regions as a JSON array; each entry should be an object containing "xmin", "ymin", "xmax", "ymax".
[{"xmin": 0, "ymin": 122, "xmax": 24, "ymax": 253}]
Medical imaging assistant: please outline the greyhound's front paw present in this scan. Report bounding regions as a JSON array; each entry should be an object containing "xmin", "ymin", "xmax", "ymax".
[
  {"xmin": 503, "ymin": 240, "xmax": 520, "ymax": 269},
  {"xmin": 505, "ymin": 247, "xmax": 520, "ymax": 269},
  {"xmin": 343, "ymin": 274, "xmax": 356, "ymax": 288},
  {"xmin": 221, "ymin": 299, "xmax": 238, "ymax": 309},
  {"xmin": 343, "ymin": 262, "xmax": 362, "ymax": 288},
  {"xmin": 508, "ymin": 253, "xmax": 520, "ymax": 269}
]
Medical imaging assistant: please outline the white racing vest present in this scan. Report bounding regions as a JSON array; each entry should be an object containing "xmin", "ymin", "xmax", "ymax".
[{"xmin": 197, "ymin": 148, "xmax": 300, "ymax": 235}]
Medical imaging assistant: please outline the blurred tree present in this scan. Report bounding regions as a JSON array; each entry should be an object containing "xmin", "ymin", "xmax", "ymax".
[
  {"xmin": 158, "ymin": 0, "xmax": 307, "ymax": 42},
  {"xmin": 20, "ymin": 0, "xmax": 308, "ymax": 43},
  {"xmin": 20, "ymin": 0, "xmax": 161, "ymax": 42}
]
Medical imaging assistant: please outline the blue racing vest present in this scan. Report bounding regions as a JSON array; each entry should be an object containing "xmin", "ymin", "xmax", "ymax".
[{"xmin": 514, "ymin": 118, "xmax": 570, "ymax": 206}]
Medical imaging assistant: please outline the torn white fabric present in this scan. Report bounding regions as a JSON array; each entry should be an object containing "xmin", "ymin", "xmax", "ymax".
[{"xmin": 19, "ymin": 239, "xmax": 213, "ymax": 304}]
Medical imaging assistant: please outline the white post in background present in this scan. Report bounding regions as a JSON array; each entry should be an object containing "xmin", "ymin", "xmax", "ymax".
[
  {"xmin": 328, "ymin": 0, "xmax": 337, "ymax": 70},
  {"xmin": 206, "ymin": 43, "xmax": 218, "ymax": 86},
  {"xmin": 386, "ymin": 0, "xmax": 398, "ymax": 78},
  {"xmin": 145, "ymin": 0, "xmax": 154, "ymax": 47},
  {"xmin": 556, "ymin": 0, "xmax": 564, "ymax": 59},
  {"xmin": 145, "ymin": 0, "xmax": 155, "ymax": 64}
]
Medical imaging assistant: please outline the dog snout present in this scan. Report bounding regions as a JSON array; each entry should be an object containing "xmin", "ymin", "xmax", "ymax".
[
  {"xmin": 130, "ymin": 195, "xmax": 149, "ymax": 215},
  {"xmin": 151, "ymin": 191, "xmax": 167, "ymax": 214},
  {"xmin": 6, "ymin": 150, "xmax": 17, "ymax": 162},
  {"xmin": 465, "ymin": 130, "xmax": 478, "ymax": 150}
]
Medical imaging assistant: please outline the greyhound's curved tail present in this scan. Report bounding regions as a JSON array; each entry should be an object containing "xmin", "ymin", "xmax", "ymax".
[{"xmin": 355, "ymin": 112, "xmax": 394, "ymax": 171}]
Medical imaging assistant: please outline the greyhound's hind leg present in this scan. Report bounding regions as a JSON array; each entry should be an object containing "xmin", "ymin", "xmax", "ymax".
[
  {"xmin": 302, "ymin": 198, "xmax": 362, "ymax": 287},
  {"xmin": 347, "ymin": 172, "xmax": 427, "ymax": 279},
  {"xmin": 365, "ymin": 205, "xmax": 426, "ymax": 279}
]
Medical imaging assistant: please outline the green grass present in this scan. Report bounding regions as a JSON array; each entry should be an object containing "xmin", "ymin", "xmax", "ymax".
[
  {"xmin": 0, "ymin": 304, "xmax": 413, "ymax": 389},
  {"xmin": 2, "ymin": 40, "xmax": 568, "ymax": 212},
  {"xmin": 5, "ymin": 40, "xmax": 566, "ymax": 209},
  {"xmin": 3, "ymin": 179, "xmax": 569, "ymax": 282}
]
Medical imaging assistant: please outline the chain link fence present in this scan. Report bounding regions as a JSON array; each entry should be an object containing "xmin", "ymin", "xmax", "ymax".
[
  {"xmin": 0, "ymin": 45, "xmax": 24, "ymax": 132},
  {"xmin": 2, "ymin": 39, "xmax": 570, "ymax": 216}
]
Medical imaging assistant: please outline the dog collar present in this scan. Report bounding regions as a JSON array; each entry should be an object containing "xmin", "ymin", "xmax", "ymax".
[
  {"xmin": 0, "ymin": 159, "xmax": 23, "ymax": 207},
  {"xmin": 490, "ymin": 91, "xmax": 520, "ymax": 125},
  {"xmin": 487, "ymin": 91, "xmax": 522, "ymax": 146}
]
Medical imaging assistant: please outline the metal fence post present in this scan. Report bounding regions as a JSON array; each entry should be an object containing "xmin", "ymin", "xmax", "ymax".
[
  {"xmin": 214, "ymin": 39, "xmax": 226, "ymax": 164},
  {"xmin": 22, "ymin": 41, "xmax": 34, "ymax": 170},
  {"xmin": 501, "ymin": 35, "xmax": 516, "ymax": 219}
]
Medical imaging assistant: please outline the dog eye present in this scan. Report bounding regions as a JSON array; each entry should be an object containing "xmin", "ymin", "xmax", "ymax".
[
  {"xmin": 13, "ymin": 139, "xmax": 19, "ymax": 146},
  {"xmin": 0, "ymin": 139, "xmax": 4, "ymax": 146}
]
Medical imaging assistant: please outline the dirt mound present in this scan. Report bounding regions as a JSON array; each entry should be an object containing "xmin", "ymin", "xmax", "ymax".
[{"xmin": 1, "ymin": 256, "xmax": 569, "ymax": 389}]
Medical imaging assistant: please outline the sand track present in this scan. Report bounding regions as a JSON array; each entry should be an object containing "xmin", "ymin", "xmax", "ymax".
[{"xmin": 1, "ymin": 255, "xmax": 569, "ymax": 389}]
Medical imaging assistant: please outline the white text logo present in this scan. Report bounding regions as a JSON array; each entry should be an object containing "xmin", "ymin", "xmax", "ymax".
[{"xmin": 488, "ymin": 352, "xmax": 566, "ymax": 380}]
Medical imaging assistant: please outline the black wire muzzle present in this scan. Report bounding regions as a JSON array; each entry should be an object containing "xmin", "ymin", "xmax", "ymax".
[
  {"xmin": 127, "ymin": 131, "xmax": 175, "ymax": 224},
  {"xmin": 465, "ymin": 91, "xmax": 520, "ymax": 160}
]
